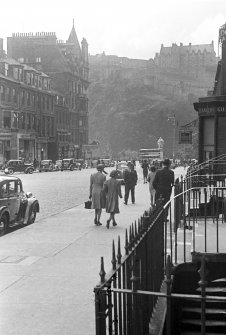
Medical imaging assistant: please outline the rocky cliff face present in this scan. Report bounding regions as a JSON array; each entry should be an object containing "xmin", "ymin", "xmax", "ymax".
[{"xmin": 88, "ymin": 55, "xmax": 217, "ymax": 159}]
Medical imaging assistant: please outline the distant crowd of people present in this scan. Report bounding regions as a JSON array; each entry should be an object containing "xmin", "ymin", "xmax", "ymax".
[{"xmin": 89, "ymin": 158, "xmax": 175, "ymax": 228}]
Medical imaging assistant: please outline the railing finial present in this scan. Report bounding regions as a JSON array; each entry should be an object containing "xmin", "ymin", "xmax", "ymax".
[
  {"xmin": 99, "ymin": 257, "xmax": 106, "ymax": 284},
  {"xmin": 112, "ymin": 240, "xmax": 116, "ymax": 270}
]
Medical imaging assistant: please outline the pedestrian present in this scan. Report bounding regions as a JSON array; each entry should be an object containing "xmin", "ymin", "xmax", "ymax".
[
  {"xmin": 152, "ymin": 158, "xmax": 174, "ymax": 218},
  {"xmin": 141, "ymin": 159, "xmax": 149, "ymax": 183},
  {"xmin": 124, "ymin": 162, "xmax": 138, "ymax": 205},
  {"xmin": 104, "ymin": 170, "xmax": 122, "ymax": 228},
  {"xmin": 89, "ymin": 164, "xmax": 106, "ymax": 226},
  {"xmin": 147, "ymin": 165, "xmax": 157, "ymax": 207}
]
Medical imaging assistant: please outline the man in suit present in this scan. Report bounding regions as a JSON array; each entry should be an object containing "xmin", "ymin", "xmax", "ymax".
[
  {"xmin": 123, "ymin": 162, "xmax": 138, "ymax": 205},
  {"xmin": 153, "ymin": 158, "xmax": 174, "ymax": 208}
]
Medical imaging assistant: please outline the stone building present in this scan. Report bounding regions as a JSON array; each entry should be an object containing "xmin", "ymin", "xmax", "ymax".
[
  {"xmin": 154, "ymin": 41, "xmax": 217, "ymax": 74},
  {"xmin": 7, "ymin": 21, "xmax": 89, "ymax": 159},
  {"xmin": 0, "ymin": 56, "xmax": 56, "ymax": 164}
]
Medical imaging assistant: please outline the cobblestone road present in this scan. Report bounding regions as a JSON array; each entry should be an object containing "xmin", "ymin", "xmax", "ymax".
[{"xmin": 8, "ymin": 168, "xmax": 97, "ymax": 221}]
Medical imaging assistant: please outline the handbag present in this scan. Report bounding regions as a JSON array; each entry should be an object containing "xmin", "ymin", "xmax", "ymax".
[{"xmin": 84, "ymin": 200, "xmax": 92, "ymax": 209}]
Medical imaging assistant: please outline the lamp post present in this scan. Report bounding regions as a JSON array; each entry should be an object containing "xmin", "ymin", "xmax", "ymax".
[{"xmin": 167, "ymin": 115, "xmax": 176, "ymax": 161}]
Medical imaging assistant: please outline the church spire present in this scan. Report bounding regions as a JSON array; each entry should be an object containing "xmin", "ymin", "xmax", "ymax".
[{"xmin": 67, "ymin": 19, "xmax": 81, "ymax": 57}]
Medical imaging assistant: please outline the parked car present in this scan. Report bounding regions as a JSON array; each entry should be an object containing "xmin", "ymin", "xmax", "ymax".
[
  {"xmin": 75, "ymin": 159, "xmax": 87, "ymax": 169},
  {"xmin": 55, "ymin": 158, "xmax": 78, "ymax": 171},
  {"xmin": 39, "ymin": 160, "xmax": 54, "ymax": 172},
  {"xmin": 4, "ymin": 160, "xmax": 34, "ymax": 175},
  {"xmin": 0, "ymin": 175, "xmax": 40, "ymax": 236}
]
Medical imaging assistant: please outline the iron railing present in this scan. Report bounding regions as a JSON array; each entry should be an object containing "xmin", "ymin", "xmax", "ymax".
[{"xmin": 94, "ymin": 158, "xmax": 226, "ymax": 334}]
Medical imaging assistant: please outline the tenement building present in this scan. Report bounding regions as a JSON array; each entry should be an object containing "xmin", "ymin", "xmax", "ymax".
[
  {"xmin": 7, "ymin": 21, "xmax": 89, "ymax": 159},
  {"xmin": 0, "ymin": 56, "xmax": 56, "ymax": 164}
]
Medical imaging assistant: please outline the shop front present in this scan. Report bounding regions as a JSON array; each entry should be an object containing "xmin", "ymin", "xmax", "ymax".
[{"xmin": 18, "ymin": 133, "xmax": 36, "ymax": 162}]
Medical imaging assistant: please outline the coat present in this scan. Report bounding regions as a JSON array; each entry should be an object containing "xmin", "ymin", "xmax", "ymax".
[
  {"xmin": 90, "ymin": 171, "xmax": 106, "ymax": 209},
  {"xmin": 152, "ymin": 167, "xmax": 174, "ymax": 203},
  {"xmin": 104, "ymin": 178, "xmax": 122, "ymax": 213},
  {"xmin": 124, "ymin": 169, "xmax": 138, "ymax": 187}
]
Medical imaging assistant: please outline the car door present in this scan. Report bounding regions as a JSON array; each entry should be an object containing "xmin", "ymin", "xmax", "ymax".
[
  {"xmin": 7, "ymin": 180, "xmax": 21, "ymax": 221},
  {"xmin": 0, "ymin": 182, "xmax": 9, "ymax": 209}
]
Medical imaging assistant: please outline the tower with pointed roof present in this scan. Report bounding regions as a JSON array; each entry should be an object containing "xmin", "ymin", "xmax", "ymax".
[{"xmin": 7, "ymin": 21, "xmax": 89, "ymax": 159}]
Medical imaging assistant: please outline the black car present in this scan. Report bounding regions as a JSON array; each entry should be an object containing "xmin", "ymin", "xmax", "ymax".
[
  {"xmin": 55, "ymin": 158, "xmax": 79, "ymax": 171},
  {"xmin": 39, "ymin": 160, "xmax": 54, "ymax": 172},
  {"xmin": 4, "ymin": 160, "xmax": 34, "ymax": 174},
  {"xmin": 0, "ymin": 175, "xmax": 39, "ymax": 236}
]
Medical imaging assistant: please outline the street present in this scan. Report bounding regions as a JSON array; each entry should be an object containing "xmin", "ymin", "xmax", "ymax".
[
  {"xmin": 7, "ymin": 168, "xmax": 95, "ymax": 221},
  {"xmin": 2, "ymin": 165, "xmax": 186, "ymax": 222},
  {"xmin": 0, "ymin": 165, "xmax": 186, "ymax": 335}
]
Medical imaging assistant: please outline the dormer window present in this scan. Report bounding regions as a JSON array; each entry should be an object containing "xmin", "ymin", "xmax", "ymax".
[
  {"xmin": 4, "ymin": 64, "xmax": 8, "ymax": 76},
  {"xmin": 13, "ymin": 67, "xmax": 19, "ymax": 80}
]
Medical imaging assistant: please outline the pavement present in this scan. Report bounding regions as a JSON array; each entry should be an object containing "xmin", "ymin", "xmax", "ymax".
[{"xmin": 0, "ymin": 165, "xmax": 185, "ymax": 335}]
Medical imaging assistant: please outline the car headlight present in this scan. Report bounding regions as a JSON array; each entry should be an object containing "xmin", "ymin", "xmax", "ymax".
[{"xmin": 26, "ymin": 192, "xmax": 33, "ymax": 198}]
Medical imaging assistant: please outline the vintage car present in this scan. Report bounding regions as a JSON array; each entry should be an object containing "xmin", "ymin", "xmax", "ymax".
[
  {"xmin": 55, "ymin": 158, "xmax": 78, "ymax": 171},
  {"xmin": 39, "ymin": 160, "xmax": 54, "ymax": 172},
  {"xmin": 4, "ymin": 159, "xmax": 34, "ymax": 175},
  {"xmin": 0, "ymin": 176, "xmax": 40, "ymax": 236}
]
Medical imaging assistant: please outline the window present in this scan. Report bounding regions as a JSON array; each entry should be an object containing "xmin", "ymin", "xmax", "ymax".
[
  {"xmin": 19, "ymin": 68, "xmax": 23, "ymax": 81},
  {"xmin": 12, "ymin": 89, "xmax": 17, "ymax": 103},
  {"xmin": 3, "ymin": 111, "xmax": 11, "ymax": 128},
  {"xmin": 8, "ymin": 181, "xmax": 16, "ymax": 196},
  {"xmin": 1, "ymin": 183, "xmax": 7, "ymax": 197},
  {"xmin": 17, "ymin": 181, "xmax": 22, "ymax": 193},
  {"xmin": 21, "ymin": 91, "xmax": 25, "ymax": 105},
  {"xmin": 13, "ymin": 67, "xmax": 19, "ymax": 80},
  {"xmin": 32, "ymin": 115, "xmax": 36, "ymax": 130},
  {"xmin": 6, "ymin": 87, "xmax": 11, "ymax": 102},
  {"xmin": 18, "ymin": 58, "xmax": 24, "ymax": 63},
  {"xmin": 1, "ymin": 85, "xmax": 5, "ymax": 101},
  {"xmin": 13, "ymin": 112, "xmax": 19, "ymax": 128},
  {"xmin": 21, "ymin": 113, "xmax": 25, "ymax": 129},
  {"xmin": 27, "ymin": 92, "xmax": 31, "ymax": 106},
  {"xmin": 79, "ymin": 119, "xmax": 83, "ymax": 127},
  {"xmin": 27, "ymin": 114, "xmax": 31, "ymax": 129},
  {"xmin": 5, "ymin": 64, "xmax": 8, "ymax": 76},
  {"xmin": 36, "ymin": 57, "xmax": 41, "ymax": 63},
  {"xmin": 26, "ymin": 72, "xmax": 31, "ymax": 85}
]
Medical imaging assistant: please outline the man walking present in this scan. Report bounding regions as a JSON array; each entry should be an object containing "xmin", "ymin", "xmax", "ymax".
[
  {"xmin": 153, "ymin": 158, "xmax": 174, "ymax": 207},
  {"xmin": 141, "ymin": 160, "xmax": 149, "ymax": 183},
  {"xmin": 123, "ymin": 162, "xmax": 138, "ymax": 205}
]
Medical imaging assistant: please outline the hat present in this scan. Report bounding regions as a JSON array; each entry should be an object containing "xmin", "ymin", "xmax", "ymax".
[
  {"xmin": 163, "ymin": 158, "xmax": 171, "ymax": 166},
  {"xmin": 110, "ymin": 170, "xmax": 118, "ymax": 178},
  {"xmin": 97, "ymin": 164, "xmax": 104, "ymax": 171}
]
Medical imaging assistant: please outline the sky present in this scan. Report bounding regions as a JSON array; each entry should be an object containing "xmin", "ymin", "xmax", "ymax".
[{"xmin": 1, "ymin": 0, "xmax": 226, "ymax": 60}]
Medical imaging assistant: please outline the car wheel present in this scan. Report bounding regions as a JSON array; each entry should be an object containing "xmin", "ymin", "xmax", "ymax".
[
  {"xmin": 8, "ymin": 168, "xmax": 14, "ymax": 175},
  {"xmin": 28, "ymin": 207, "xmax": 36, "ymax": 224},
  {"xmin": 70, "ymin": 166, "xmax": 74, "ymax": 171},
  {"xmin": 28, "ymin": 169, "xmax": 34, "ymax": 174},
  {"xmin": 0, "ymin": 213, "xmax": 8, "ymax": 236}
]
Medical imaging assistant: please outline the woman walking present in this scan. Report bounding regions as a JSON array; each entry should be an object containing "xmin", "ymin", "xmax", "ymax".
[
  {"xmin": 89, "ymin": 164, "xmax": 106, "ymax": 226},
  {"xmin": 104, "ymin": 170, "xmax": 122, "ymax": 229},
  {"xmin": 147, "ymin": 165, "xmax": 157, "ymax": 207}
]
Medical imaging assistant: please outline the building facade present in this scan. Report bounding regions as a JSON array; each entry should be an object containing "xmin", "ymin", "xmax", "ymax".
[
  {"xmin": 7, "ymin": 23, "xmax": 89, "ymax": 159},
  {"xmin": 194, "ymin": 23, "xmax": 226, "ymax": 173},
  {"xmin": 0, "ymin": 56, "xmax": 56, "ymax": 164},
  {"xmin": 154, "ymin": 41, "xmax": 218, "ymax": 74}
]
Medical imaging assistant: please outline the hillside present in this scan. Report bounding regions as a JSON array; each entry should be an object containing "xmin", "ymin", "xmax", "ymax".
[{"xmin": 87, "ymin": 58, "xmax": 217, "ymax": 159}]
